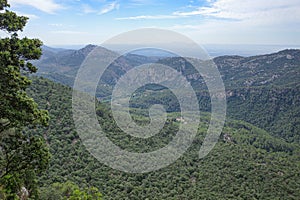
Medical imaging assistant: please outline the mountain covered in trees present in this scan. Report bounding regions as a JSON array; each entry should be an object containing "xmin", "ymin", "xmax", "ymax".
[
  {"xmin": 34, "ymin": 46, "xmax": 300, "ymax": 144},
  {"xmin": 22, "ymin": 46, "xmax": 300, "ymax": 199},
  {"xmin": 1, "ymin": 0, "xmax": 299, "ymax": 198},
  {"xmin": 35, "ymin": 46, "xmax": 300, "ymax": 89},
  {"xmin": 26, "ymin": 77, "xmax": 300, "ymax": 199}
]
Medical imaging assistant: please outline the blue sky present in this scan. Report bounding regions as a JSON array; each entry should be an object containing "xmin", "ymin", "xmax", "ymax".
[{"xmin": 5, "ymin": 0, "xmax": 300, "ymax": 46}]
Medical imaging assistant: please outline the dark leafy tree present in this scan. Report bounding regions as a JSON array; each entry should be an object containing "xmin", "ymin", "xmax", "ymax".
[
  {"xmin": 39, "ymin": 181, "xmax": 103, "ymax": 200},
  {"xmin": 0, "ymin": 0, "xmax": 49, "ymax": 133},
  {"xmin": 0, "ymin": 1, "xmax": 50, "ymax": 199}
]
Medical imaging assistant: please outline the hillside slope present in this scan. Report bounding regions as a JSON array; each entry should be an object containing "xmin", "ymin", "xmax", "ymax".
[
  {"xmin": 124, "ymin": 50, "xmax": 300, "ymax": 144},
  {"xmin": 139, "ymin": 50, "xmax": 300, "ymax": 143},
  {"xmin": 34, "ymin": 47, "xmax": 300, "ymax": 142},
  {"xmin": 26, "ymin": 77, "xmax": 300, "ymax": 199}
]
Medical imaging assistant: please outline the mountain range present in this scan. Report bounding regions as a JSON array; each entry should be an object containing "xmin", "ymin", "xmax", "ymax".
[
  {"xmin": 23, "ymin": 45, "xmax": 300, "ymax": 199},
  {"xmin": 33, "ymin": 45, "xmax": 300, "ymax": 144},
  {"xmin": 35, "ymin": 45, "xmax": 300, "ymax": 89}
]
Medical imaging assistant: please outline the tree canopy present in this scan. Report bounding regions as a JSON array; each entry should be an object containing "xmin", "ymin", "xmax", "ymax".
[
  {"xmin": 0, "ymin": 1, "xmax": 50, "ymax": 199},
  {"xmin": 0, "ymin": 0, "xmax": 48, "ymax": 133}
]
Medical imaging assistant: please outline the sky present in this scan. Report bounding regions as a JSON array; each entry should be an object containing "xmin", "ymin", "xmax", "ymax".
[{"xmin": 5, "ymin": 0, "xmax": 300, "ymax": 47}]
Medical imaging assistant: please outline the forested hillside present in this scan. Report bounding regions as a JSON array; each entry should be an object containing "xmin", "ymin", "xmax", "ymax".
[
  {"xmin": 27, "ymin": 45, "xmax": 300, "ymax": 199},
  {"xmin": 127, "ymin": 50, "xmax": 300, "ymax": 145},
  {"xmin": 1, "ymin": 0, "xmax": 299, "ymax": 199},
  {"xmin": 26, "ymin": 77, "xmax": 300, "ymax": 199},
  {"xmin": 35, "ymin": 47, "xmax": 300, "ymax": 145}
]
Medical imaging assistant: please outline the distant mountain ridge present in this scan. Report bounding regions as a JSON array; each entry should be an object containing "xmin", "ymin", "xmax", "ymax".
[
  {"xmin": 35, "ymin": 45, "xmax": 300, "ymax": 89},
  {"xmin": 35, "ymin": 45, "xmax": 164, "ymax": 90},
  {"xmin": 34, "ymin": 45, "xmax": 97, "ymax": 74}
]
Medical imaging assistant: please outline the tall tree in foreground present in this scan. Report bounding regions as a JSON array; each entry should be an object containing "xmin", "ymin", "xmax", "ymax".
[{"xmin": 0, "ymin": 0, "xmax": 50, "ymax": 199}]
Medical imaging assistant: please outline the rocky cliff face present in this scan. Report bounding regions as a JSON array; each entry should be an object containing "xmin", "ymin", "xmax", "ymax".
[{"xmin": 213, "ymin": 49, "xmax": 300, "ymax": 88}]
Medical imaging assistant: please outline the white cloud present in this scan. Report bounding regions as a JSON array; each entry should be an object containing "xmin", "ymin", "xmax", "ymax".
[
  {"xmin": 119, "ymin": 0, "xmax": 300, "ymax": 25},
  {"xmin": 51, "ymin": 30, "xmax": 88, "ymax": 35},
  {"xmin": 159, "ymin": 0, "xmax": 300, "ymax": 45},
  {"xmin": 116, "ymin": 14, "xmax": 184, "ymax": 20},
  {"xmin": 82, "ymin": 4, "xmax": 97, "ymax": 14},
  {"xmin": 10, "ymin": 0, "xmax": 63, "ymax": 14},
  {"xmin": 49, "ymin": 23, "xmax": 63, "ymax": 27},
  {"xmin": 15, "ymin": 11, "xmax": 39, "ymax": 19},
  {"xmin": 128, "ymin": 0, "xmax": 154, "ymax": 6},
  {"xmin": 99, "ymin": 1, "xmax": 120, "ymax": 15},
  {"xmin": 174, "ymin": 0, "xmax": 300, "ymax": 24},
  {"xmin": 168, "ymin": 17, "xmax": 300, "ymax": 45}
]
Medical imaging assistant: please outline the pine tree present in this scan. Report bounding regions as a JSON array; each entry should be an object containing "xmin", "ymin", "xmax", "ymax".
[{"xmin": 0, "ymin": 1, "xmax": 50, "ymax": 198}]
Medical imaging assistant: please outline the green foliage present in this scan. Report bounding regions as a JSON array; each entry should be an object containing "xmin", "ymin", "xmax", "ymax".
[
  {"xmin": 39, "ymin": 181, "xmax": 102, "ymax": 200},
  {"xmin": 0, "ymin": 129, "xmax": 50, "ymax": 199},
  {"xmin": 26, "ymin": 77, "xmax": 300, "ymax": 199},
  {"xmin": 0, "ymin": 0, "xmax": 48, "ymax": 133},
  {"xmin": 0, "ymin": 1, "xmax": 50, "ymax": 199},
  {"xmin": 226, "ymin": 85, "xmax": 300, "ymax": 143},
  {"xmin": 0, "ymin": 9, "xmax": 27, "ymax": 32},
  {"xmin": 0, "ymin": 130, "xmax": 50, "ymax": 177}
]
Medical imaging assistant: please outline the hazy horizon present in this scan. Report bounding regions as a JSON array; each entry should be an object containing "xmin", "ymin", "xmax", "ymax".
[{"xmin": 45, "ymin": 43, "xmax": 300, "ymax": 57}]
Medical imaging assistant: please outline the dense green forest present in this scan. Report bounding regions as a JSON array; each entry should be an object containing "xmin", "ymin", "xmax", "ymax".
[
  {"xmin": 0, "ymin": 1, "xmax": 299, "ymax": 198},
  {"xmin": 2, "ymin": 42, "xmax": 300, "ymax": 199},
  {"xmin": 25, "ymin": 77, "xmax": 300, "ymax": 199},
  {"xmin": 128, "ymin": 83, "xmax": 300, "ymax": 144}
]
